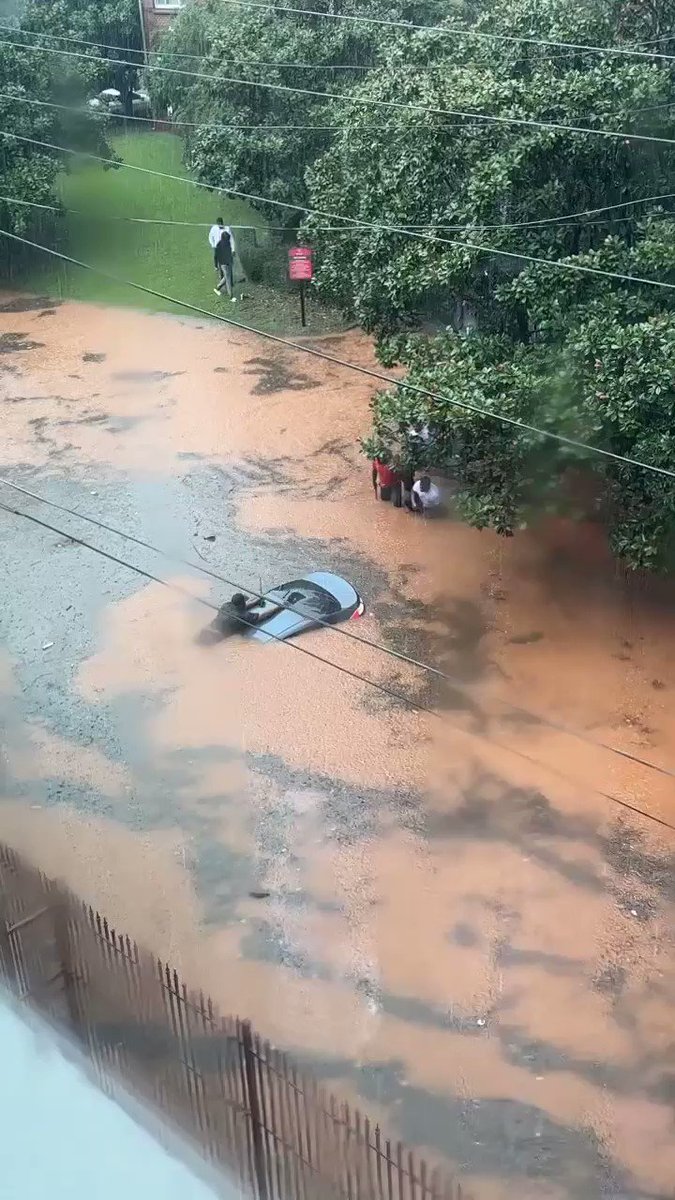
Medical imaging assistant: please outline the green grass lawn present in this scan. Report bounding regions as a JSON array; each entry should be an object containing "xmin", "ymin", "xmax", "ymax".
[{"xmin": 23, "ymin": 131, "xmax": 344, "ymax": 336}]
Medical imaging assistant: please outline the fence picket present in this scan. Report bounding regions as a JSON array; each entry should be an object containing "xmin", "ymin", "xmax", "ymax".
[{"xmin": 0, "ymin": 844, "xmax": 469, "ymax": 1200}]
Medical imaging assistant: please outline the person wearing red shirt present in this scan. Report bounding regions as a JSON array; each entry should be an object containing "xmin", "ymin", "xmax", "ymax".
[{"xmin": 372, "ymin": 458, "xmax": 401, "ymax": 504}]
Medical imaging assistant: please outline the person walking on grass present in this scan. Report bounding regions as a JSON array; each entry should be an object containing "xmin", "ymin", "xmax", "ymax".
[
  {"xmin": 208, "ymin": 218, "xmax": 236, "ymax": 288},
  {"xmin": 212, "ymin": 226, "xmax": 237, "ymax": 301}
]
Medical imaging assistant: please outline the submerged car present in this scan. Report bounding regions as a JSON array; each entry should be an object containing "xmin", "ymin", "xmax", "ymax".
[
  {"xmin": 198, "ymin": 572, "xmax": 364, "ymax": 646},
  {"xmin": 247, "ymin": 572, "xmax": 364, "ymax": 642}
]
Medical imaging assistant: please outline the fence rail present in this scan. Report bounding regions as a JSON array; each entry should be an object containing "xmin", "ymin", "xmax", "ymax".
[{"xmin": 0, "ymin": 842, "xmax": 467, "ymax": 1200}]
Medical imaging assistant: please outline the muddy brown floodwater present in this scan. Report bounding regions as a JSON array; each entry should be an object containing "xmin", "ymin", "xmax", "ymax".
[{"xmin": 1, "ymin": 294, "xmax": 675, "ymax": 1200}]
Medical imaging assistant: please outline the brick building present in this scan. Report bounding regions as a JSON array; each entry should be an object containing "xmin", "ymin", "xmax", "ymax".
[{"xmin": 139, "ymin": 0, "xmax": 184, "ymax": 49}]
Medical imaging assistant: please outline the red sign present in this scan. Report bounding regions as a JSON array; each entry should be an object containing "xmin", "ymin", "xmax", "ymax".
[{"xmin": 288, "ymin": 245, "xmax": 314, "ymax": 282}]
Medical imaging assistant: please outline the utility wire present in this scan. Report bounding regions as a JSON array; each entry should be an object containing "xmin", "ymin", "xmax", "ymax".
[
  {"xmin": 3, "ymin": 184, "xmax": 672, "ymax": 234},
  {"xmin": 2, "ymin": 37, "xmax": 675, "ymax": 148},
  {"xmin": 4, "ymin": 90, "xmax": 675, "ymax": 224},
  {"xmin": 0, "ymin": 21, "xmax": 599, "ymax": 72},
  {"xmin": 1, "ymin": 91, "xmax": 668, "ymax": 226},
  {"xmin": 0, "ymin": 90, "xmax": 470, "ymax": 134},
  {"xmin": 1, "ymin": 226, "xmax": 674, "ymax": 475},
  {"xmin": 4, "ymin": 129, "xmax": 675, "ymax": 294},
  {"xmin": 0, "ymin": 23, "xmax": 370, "ymax": 70},
  {"xmin": 2, "ymin": 494, "xmax": 673, "ymax": 835},
  {"xmin": 2, "ymin": 471, "xmax": 674, "ymax": 783},
  {"xmin": 5, "ymin": 7, "xmax": 673, "ymax": 62},
  {"xmin": 204, "ymin": 0, "xmax": 675, "ymax": 62},
  {"xmin": 0, "ymin": 193, "xmax": 265, "ymax": 229}
]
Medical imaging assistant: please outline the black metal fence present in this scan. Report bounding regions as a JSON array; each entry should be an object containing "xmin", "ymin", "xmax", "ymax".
[{"xmin": 0, "ymin": 842, "xmax": 467, "ymax": 1200}]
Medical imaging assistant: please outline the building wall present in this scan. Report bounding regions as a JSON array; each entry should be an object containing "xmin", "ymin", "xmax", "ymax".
[{"xmin": 140, "ymin": 0, "xmax": 184, "ymax": 48}]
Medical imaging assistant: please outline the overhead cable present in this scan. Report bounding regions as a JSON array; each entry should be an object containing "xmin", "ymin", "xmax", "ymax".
[
  {"xmin": 0, "ymin": 21, "xmax": 598, "ymax": 72},
  {"xmin": 202, "ymin": 0, "xmax": 675, "ymax": 62},
  {"xmin": 0, "ymin": 89, "xmax": 469, "ymax": 134},
  {"xmin": 3, "ymin": 129, "xmax": 675, "ymax": 294},
  {"xmin": 1, "ymin": 225, "xmax": 675, "ymax": 481},
  {"xmin": 3, "ymin": 182, "xmax": 673, "ymax": 234},
  {"xmin": 2, "ymin": 494, "xmax": 674, "ymax": 835},
  {"xmin": 1, "ymin": 36, "xmax": 675, "ymax": 148},
  {"xmin": 6, "ymin": 7, "xmax": 673, "ymax": 63},
  {"xmin": 2, "ymin": 471, "xmax": 674, "ymax": 784},
  {"xmin": 0, "ymin": 21, "xmax": 370, "ymax": 70}
]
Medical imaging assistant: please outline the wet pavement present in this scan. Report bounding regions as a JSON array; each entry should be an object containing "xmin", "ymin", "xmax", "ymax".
[{"xmin": 1, "ymin": 295, "xmax": 675, "ymax": 1200}]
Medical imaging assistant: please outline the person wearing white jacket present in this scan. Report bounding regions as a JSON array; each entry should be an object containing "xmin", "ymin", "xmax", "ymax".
[{"xmin": 208, "ymin": 218, "xmax": 236, "ymax": 269}]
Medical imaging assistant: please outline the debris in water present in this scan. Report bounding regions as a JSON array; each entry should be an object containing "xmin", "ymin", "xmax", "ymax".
[
  {"xmin": 41, "ymin": 641, "xmax": 54, "ymax": 650},
  {"xmin": 203, "ymin": 534, "xmax": 216, "ymax": 542},
  {"xmin": 249, "ymin": 891, "xmax": 271, "ymax": 900}
]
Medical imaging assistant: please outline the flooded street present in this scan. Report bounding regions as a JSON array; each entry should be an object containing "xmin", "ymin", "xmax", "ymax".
[{"xmin": 1, "ymin": 295, "xmax": 675, "ymax": 1200}]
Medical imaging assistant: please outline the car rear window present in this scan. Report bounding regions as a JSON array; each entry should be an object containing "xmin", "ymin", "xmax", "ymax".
[{"xmin": 279, "ymin": 580, "xmax": 341, "ymax": 618}]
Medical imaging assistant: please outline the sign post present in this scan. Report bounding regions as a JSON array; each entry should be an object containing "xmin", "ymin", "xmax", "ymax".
[{"xmin": 288, "ymin": 245, "xmax": 314, "ymax": 327}]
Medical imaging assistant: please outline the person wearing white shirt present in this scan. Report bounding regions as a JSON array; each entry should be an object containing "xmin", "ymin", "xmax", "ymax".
[
  {"xmin": 410, "ymin": 475, "xmax": 440, "ymax": 513},
  {"xmin": 208, "ymin": 217, "xmax": 236, "ymax": 266}
]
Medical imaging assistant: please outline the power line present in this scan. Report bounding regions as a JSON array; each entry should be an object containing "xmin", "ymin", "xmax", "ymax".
[
  {"xmin": 3, "ymin": 182, "xmax": 672, "ymax": 235},
  {"xmin": 4, "ymin": 129, "xmax": 675, "ymax": 293},
  {"xmin": 5, "ymin": 89, "xmax": 675, "ymax": 221},
  {"xmin": 207, "ymin": 0, "xmax": 675, "ymax": 62},
  {"xmin": 2, "ymin": 36, "xmax": 675, "ymax": 148},
  {"xmin": 637, "ymin": 32, "xmax": 675, "ymax": 45},
  {"xmin": 0, "ymin": 21, "xmax": 600, "ymax": 72},
  {"xmin": 6, "ymin": 7, "xmax": 673, "ymax": 63},
  {"xmin": 2, "ymin": 493, "xmax": 674, "ymax": 835},
  {"xmin": 0, "ymin": 193, "xmax": 260, "ymax": 228},
  {"xmin": 0, "ymin": 89, "xmax": 470, "ymax": 134},
  {"xmin": 0, "ymin": 95, "xmax": 660, "ymax": 224},
  {"xmin": 0, "ymin": 22, "xmax": 370, "ymax": 70},
  {"xmin": 1, "ymin": 224, "xmax": 674, "ymax": 478},
  {"xmin": 3, "ymin": 470, "xmax": 674, "ymax": 784}
]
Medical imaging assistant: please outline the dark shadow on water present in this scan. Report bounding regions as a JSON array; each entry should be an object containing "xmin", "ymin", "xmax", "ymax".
[
  {"xmin": 0, "ymin": 331, "xmax": 44, "ymax": 354},
  {"xmin": 293, "ymin": 1050, "xmax": 635, "ymax": 1199},
  {"xmin": 243, "ymin": 354, "xmax": 317, "ymax": 394},
  {"xmin": 0, "ymin": 296, "xmax": 60, "ymax": 313}
]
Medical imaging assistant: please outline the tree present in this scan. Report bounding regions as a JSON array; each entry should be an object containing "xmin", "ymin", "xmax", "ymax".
[
  {"xmin": 0, "ymin": 24, "xmax": 114, "ymax": 273},
  {"xmin": 306, "ymin": 0, "xmax": 675, "ymax": 570},
  {"xmin": 148, "ymin": 0, "xmax": 449, "ymax": 224},
  {"xmin": 0, "ymin": 42, "xmax": 64, "ymax": 264},
  {"xmin": 21, "ymin": 0, "xmax": 144, "ymax": 115}
]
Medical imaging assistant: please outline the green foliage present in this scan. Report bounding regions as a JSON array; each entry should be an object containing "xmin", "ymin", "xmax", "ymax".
[
  {"xmin": 0, "ymin": 45, "xmax": 97, "ymax": 269},
  {"xmin": 306, "ymin": 0, "xmax": 675, "ymax": 570},
  {"xmin": 148, "ymin": 0, "xmax": 447, "ymax": 223},
  {"xmin": 0, "ymin": 0, "xmax": 120, "ymax": 272},
  {"xmin": 21, "ymin": 0, "xmax": 143, "ymax": 110}
]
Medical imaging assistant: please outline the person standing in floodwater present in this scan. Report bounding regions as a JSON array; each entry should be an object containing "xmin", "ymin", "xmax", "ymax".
[
  {"xmin": 372, "ymin": 457, "xmax": 402, "ymax": 505},
  {"xmin": 408, "ymin": 475, "xmax": 441, "ymax": 513}
]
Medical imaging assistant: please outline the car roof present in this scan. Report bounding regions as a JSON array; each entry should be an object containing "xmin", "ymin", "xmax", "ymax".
[
  {"xmin": 249, "ymin": 572, "xmax": 359, "ymax": 643},
  {"xmin": 302, "ymin": 571, "xmax": 359, "ymax": 607}
]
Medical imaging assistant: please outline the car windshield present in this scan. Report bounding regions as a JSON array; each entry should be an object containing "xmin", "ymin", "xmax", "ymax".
[{"xmin": 268, "ymin": 579, "xmax": 340, "ymax": 619}]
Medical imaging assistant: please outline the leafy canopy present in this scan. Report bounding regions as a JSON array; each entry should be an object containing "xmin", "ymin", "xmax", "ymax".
[
  {"xmin": 148, "ymin": 0, "xmax": 449, "ymax": 222},
  {"xmin": 306, "ymin": 0, "xmax": 675, "ymax": 570}
]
